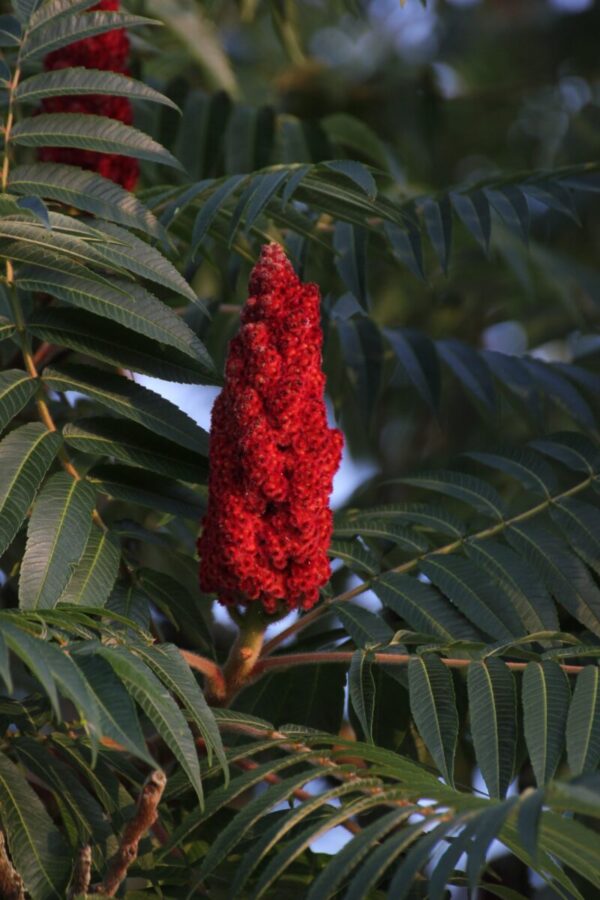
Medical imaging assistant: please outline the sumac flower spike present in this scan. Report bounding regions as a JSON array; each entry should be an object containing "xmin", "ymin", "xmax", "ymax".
[{"xmin": 198, "ymin": 242, "xmax": 343, "ymax": 615}]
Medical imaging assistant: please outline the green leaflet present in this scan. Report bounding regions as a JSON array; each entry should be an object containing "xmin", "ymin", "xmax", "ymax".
[
  {"xmin": 29, "ymin": 308, "xmax": 219, "ymax": 385},
  {"xmin": 0, "ymin": 424, "xmax": 62, "ymax": 557},
  {"xmin": 350, "ymin": 501, "xmax": 464, "ymax": 536},
  {"xmin": 328, "ymin": 538, "xmax": 380, "ymax": 575},
  {"xmin": 336, "ymin": 602, "xmax": 394, "ymax": 647},
  {"xmin": 374, "ymin": 571, "xmax": 477, "ymax": 641},
  {"xmin": 408, "ymin": 654, "xmax": 458, "ymax": 786},
  {"xmin": 160, "ymin": 751, "xmax": 322, "ymax": 855},
  {"xmin": 437, "ymin": 338, "xmax": 496, "ymax": 412},
  {"xmin": 16, "ymin": 66, "xmax": 178, "ymax": 109},
  {"xmin": 19, "ymin": 471, "xmax": 96, "ymax": 610},
  {"xmin": 467, "ymin": 659, "xmax": 517, "ymax": 799},
  {"xmin": 0, "ymin": 218, "xmax": 123, "ymax": 271},
  {"xmin": 305, "ymin": 809, "xmax": 412, "ymax": 900},
  {"xmin": 0, "ymin": 619, "xmax": 60, "ymax": 718},
  {"xmin": 68, "ymin": 217, "xmax": 199, "ymax": 305},
  {"xmin": 235, "ymin": 663, "xmax": 347, "ymax": 736},
  {"xmin": 333, "ymin": 515, "xmax": 428, "ymax": 553},
  {"xmin": 0, "ymin": 753, "xmax": 71, "ymax": 899},
  {"xmin": 27, "ymin": 1, "xmax": 100, "ymax": 30},
  {"xmin": 19, "ymin": 265, "xmax": 211, "ymax": 364},
  {"xmin": 522, "ymin": 661, "xmax": 571, "ymax": 786},
  {"xmin": 136, "ymin": 568, "xmax": 214, "ymax": 652},
  {"xmin": 96, "ymin": 645, "xmax": 204, "ymax": 801},
  {"xmin": 196, "ymin": 763, "xmax": 342, "ymax": 883},
  {"xmin": 567, "ymin": 666, "xmax": 600, "ymax": 775},
  {"xmin": 20, "ymin": 10, "xmax": 158, "ymax": 60},
  {"xmin": 87, "ymin": 463, "xmax": 206, "ymax": 520},
  {"xmin": 131, "ymin": 642, "xmax": 227, "ymax": 779},
  {"xmin": 384, "ymin": 327, "xmax": 439, "ymax": 410},
  {"xmin": 73, "ymin": 653, "xmax": 155, "ymax": 767},
  {"xmin": 43, "ymin": 364, "xmax": 210, "ymax": 452},
  {"xmin": 9, "ymin": 163, "xmax": 165, "ymax": 239},
  {"xmin": 0, "ymin": 628, "xmax": 103, "ymax": 756},
  {"xmin": 11, "ymin": 0, "xmax": 42, "ymax": 24},
  {"xmin": 63, "ymin": 417, "xmax": 208, "ymax": 483},
  {"xmin": 106, "ymin": 580, "xmax": 151, "ymax": 632},
  {"xmin": 349, "ymin": 649, "xmax": 377, "ymax": 743},
  {"xmin": 423, "ymin": 195, "xmax": 452, "ymax": 273},
  {"xmin": 507, "ymin": 521, "xmax": 600, "ymax": 638},
  {"xmin": 467, "ymin": 447, "xmax": 558, "ymax": 496},
  {"xmin": 11, "ymin": 113, "xmax": 183, "ymax": 170},
  {"xmin": 465, "ymin": 540, "xmax": 559, "ymax": 634},
  {"xmin": 0, "ymin": 369, "xmax": 37, "ymax": 435},
  {"xmin": 13, "ymin": 738, "xmax": 111, "ymax": 845},
  {"xmin": 0, "ymin": 316, "xmax": 16, "ymax": 342},
  {"xmin": 451, "ymin": 189, "xmax": 491, "ymax": 253},
  {"xmin": 249, "ymin": 788, "xmax": 387, "ymax": 900},
  {"xmin": 421, "ymin": 554, "xmax": 516, "ymax": 641},
  {"xmin": 58, "ymin": 525, "xmax": 120, "ymax": 607},
  {"xmin": 400, "ymin": 469, "xmax": 507, "ymax": 520}
]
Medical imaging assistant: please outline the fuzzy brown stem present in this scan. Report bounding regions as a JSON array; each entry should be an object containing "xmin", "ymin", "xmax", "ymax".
[
  {"xmin": 221, "ymin": 605, "xmax": 266, "ymax": 701},
  {"xmin": 0, "ymin": 832, "xmax": 24, "ymax": 900},
  {"xmin": 252, "ymin": 650, "xmax": 585, "ymax": 677},
  {"xmin": 92, "ymin": 770, "xmax": 166, "ymax": 896},
  {"xmin": 68, "ymin": 845, "xmax": 92, "ymax": 899},
  {"xmin": 179, "ymin": 649, "xmax": 228, "ymax": 703}
]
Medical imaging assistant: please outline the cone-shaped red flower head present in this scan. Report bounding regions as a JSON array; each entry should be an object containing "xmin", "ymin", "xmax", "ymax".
[
  {"xmin": 198, "ymin": 243, "xmax": 343, "ymax": 614},
  {"xmin": 39, "ymin": 0, "xmax": 139, "ymax": 190}
]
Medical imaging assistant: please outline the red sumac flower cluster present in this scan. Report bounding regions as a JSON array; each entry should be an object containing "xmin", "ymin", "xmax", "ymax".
[{"xmin": 199, "ymin": 243, "xmax": 343, "ymax": 614}]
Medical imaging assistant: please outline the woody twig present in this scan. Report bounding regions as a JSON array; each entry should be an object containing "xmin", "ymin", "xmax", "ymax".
[
  {"xmin": 0, "ymin": 831, "xmax": 25, "ymax": 900},
  {"xmin": 92, "ymin": 769, "xmax": 166, "ymax": 896},
  {"xmin": 68, "ymin": 844, "xmax": 92, "ymax": 899}
]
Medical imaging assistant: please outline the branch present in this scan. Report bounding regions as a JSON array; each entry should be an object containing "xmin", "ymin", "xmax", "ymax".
[
  {"xmin": 67, "ymin": 845, "xmax": 92, "ymax": 899},
  {"xmin": 92, "ymin": 770, "xmax": 166, "ymax": 896},
  {"xmin": 0, "ymin": 832, "xmax": 24, "ymax": 900},
  {"xmin": 32, "ymin": 341, "xmax": 63, "ymax": 369},
  {"xmin": 261, "ymin": 471, "xmax": 596, "ymax": 657},
  {"xmin": 252, "ymin": 651, "xmax": 585, "ymax": 677},
  {"xmin": 179, "ymin": 649, "xmax": 227, "ymax": 702}
]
